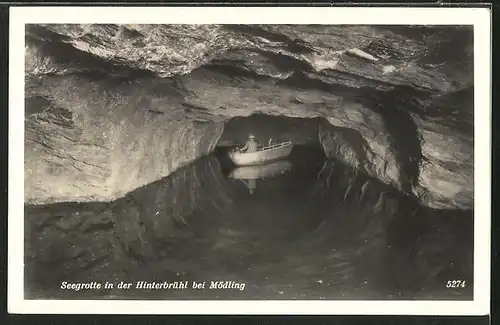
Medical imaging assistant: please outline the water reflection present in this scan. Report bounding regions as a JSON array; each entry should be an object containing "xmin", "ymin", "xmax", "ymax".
[
  {"xmin": 24, "ymin": 147, "xmax": 473, "ymax": 300},
  {"xmin": 229, "ymin": 160, "xmax": 292, "ymax": 194}
]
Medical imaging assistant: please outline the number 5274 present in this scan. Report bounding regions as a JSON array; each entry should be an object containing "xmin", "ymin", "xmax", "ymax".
[{"xmin": 446, "ymin": 280, "xmax": 466, "ymax": 288}]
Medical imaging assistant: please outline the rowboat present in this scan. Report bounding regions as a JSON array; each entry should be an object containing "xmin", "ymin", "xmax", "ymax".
[
  {"xmin": 229, "ymin": 160, "xmax": 292, "ymax": 180},
  {"xmin": 228, "ymin": 141, "xmax": 293, "ymax": 167}
]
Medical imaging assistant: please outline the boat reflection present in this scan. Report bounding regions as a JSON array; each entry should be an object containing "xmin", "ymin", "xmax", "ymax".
[{"xmin": 229, "ymin": 160, "xmax": 292, "ymax": 194}]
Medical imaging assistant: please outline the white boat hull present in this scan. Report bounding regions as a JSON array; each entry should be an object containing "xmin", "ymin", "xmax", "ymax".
[{"xmin": 228, "ymin": 141, "xmax": 293, "ymax": 167}]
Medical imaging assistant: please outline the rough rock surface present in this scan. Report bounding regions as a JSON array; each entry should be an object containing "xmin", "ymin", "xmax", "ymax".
[
  {"xmin": 25, "ymin": 24, "xmax": 474, "ymax": 209},
  {"xmin": 25, "ymin": 74, "xmax": 224, "ymax": 204}
]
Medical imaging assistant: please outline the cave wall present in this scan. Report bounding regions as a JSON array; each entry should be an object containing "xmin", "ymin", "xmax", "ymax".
[
  {"xmin": 318, "ymin": 106, "xmax": 403, "ymax": 192},
  {"xmin": 318, "ymin": 109, "xmax": 474, "ymax": 210},
  {"xmin": 25, "ymin": 73, "xmax": 224, "ymax": 204},
  {"xmin": 411, "ymin": 114, "xmax": 473, "ymax": 210}
]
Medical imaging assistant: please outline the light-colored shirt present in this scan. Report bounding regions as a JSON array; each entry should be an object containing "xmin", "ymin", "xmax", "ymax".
[{"xmin": 241, "ymin": 139, "xmax": 258, "ymax": 153}]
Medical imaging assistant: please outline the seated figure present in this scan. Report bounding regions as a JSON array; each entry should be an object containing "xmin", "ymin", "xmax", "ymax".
[{"xmin": 239, "ymin": 134, "xmax": 258, "ymax": 153}]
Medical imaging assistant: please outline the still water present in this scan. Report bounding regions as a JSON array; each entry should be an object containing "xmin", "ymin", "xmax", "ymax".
[{"xmin": 24, "ymin": 146, "xmax": 473, "ymax": 300}]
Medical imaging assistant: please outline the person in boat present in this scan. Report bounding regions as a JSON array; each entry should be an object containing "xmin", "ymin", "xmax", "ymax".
[{"xmin": 238, "ymin": 134, "xmax": 258, "ymax": 153}]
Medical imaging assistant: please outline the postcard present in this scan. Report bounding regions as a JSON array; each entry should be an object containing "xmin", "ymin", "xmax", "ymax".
[{"xmin": 8, "ymin": 6, "xmax": 491, "ymax": 315}]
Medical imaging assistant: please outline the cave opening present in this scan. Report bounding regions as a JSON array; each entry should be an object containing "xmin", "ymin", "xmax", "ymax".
[{"xmin": 214, "ymin": 112, "xmax": 327, "ymax": 180}]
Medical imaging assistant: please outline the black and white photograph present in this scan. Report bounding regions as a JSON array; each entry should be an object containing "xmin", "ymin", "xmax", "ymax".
[{"xmin": 8, "ymin": 7, "xmax": 491, "ymax": 315}]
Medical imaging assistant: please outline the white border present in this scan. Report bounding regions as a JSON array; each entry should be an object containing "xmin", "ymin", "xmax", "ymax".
[{"xmin": 8, "ymin": 6, "xmax": 492, "ymax": 315}]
